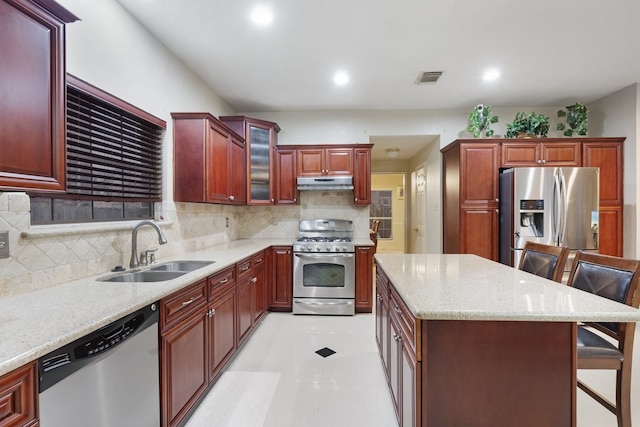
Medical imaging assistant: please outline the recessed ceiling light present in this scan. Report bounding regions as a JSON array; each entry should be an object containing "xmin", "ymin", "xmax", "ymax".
[
  {"xmin": 250, "ymin": 6, "xmax": 273, "ymax": 26},
  {"xmin": 334, "ymin": 71, "xmax": 349, "ymax": 86},
  {"xmin": 483, "ymin": 68, "xmax": 501, "ymax": 82}
]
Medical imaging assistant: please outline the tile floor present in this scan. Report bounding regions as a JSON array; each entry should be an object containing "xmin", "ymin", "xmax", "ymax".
[
  {"xmin": 185, "ymin": 312, "xmax": 397, "ymax": 427},
  {"xmin": 185, "ymin": 312, "xmax": 640, "ymax": 427}
]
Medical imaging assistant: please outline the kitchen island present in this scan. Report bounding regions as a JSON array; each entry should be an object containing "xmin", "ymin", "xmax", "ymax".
[{"xmin": 374, "ymin": 253, "xmax": 640, "ymax": 427}]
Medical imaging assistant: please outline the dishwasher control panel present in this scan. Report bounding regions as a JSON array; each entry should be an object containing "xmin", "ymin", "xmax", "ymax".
[
  {"xmin": 38, "ymin": 302, "xmax": 158, "ymax": 392},
  {"xmin": 75, "ymin": 314, "xmax": 141, "ymax": 358}
]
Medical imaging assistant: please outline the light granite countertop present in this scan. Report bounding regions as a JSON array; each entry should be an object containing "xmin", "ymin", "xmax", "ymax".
[
  {"xmin": 375, "ymin": 253, "xmax": 640, "ymax": 322},
  {"xmin": 2, "ymin": 238, "xmax": 352, "ymax": 377}
]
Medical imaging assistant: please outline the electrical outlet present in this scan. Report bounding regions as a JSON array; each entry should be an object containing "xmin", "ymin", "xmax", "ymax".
[
  {"xmin": 225, "ymin": 217, "xmax": 230, "ymax": 228},
  {"xmin": 0, "ymin": 231, "xmax": 9, "ymax": 258}
]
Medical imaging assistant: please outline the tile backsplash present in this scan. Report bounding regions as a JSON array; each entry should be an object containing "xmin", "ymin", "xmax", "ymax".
[{"xmin": 0, "ymin": 191, "xmax": 368, "ymax": 297}]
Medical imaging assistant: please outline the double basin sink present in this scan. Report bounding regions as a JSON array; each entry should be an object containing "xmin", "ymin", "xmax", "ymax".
[{"xmin": 98, "ymin": 260, "xmax": 215, "ymax": 283}]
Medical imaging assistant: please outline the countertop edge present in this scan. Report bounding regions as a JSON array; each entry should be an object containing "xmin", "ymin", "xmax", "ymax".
[{"xmin": 0, "ymin": 239, "xmax": 291, "ymax": 377}]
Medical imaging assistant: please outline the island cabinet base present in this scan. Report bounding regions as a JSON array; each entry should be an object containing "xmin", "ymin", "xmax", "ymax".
[{"xmin": 421, "ymin": 320, "xmax": 576, "ymax": 427}]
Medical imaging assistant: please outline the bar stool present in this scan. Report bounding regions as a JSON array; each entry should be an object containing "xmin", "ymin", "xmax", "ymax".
[
  {"xmin": 517, "ymin": 241, "xmax": 569, "ymax": 283},
  {"xmin": 566, "ymin": 251, "xmax": 640, "ymax": 427}
]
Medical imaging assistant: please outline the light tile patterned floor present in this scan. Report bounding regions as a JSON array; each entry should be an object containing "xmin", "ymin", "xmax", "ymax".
[{"xmin": 185, "ymin": 313, "xmax": 397, "ymax": 427}]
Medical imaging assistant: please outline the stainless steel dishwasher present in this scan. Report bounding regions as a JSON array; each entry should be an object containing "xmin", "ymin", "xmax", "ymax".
[{"xmin": 38, "ymin": 303, "xmax": 160, "ymax": 427}]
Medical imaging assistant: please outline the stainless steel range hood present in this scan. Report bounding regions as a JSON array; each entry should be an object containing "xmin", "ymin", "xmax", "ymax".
[{"xmin": 297, "ymin": 176, "xmax": 354, "ymax": 191}]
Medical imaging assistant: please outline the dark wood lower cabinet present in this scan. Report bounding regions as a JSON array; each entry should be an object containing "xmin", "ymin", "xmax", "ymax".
[
  {"xmin": 253, "ymin": 267, "xmax": 267, "ymax": 322},
  {"xmin": 375, "ymin": 269, "xmax": 390, "ymax": 376},
  {"xmin": 237, "ymin": 276, "xmax": 253, "ymax": 345},
  {"xmin": 355, "ymin": 246, "xmax": 373, "ymax": 313},
  {"xmin": 269, "ymin": 246, "xmax": 293, "ymax": 311},
  {"xmin": 161, "ymin": 308, "xmax": 208, "ymax": 427},
  {"xmin": 0, "ymin": 362, "xmax": 38, "ymax": 427},
  {"xmin": 208, "ymin": 286, "xmax": 236, "ymax": 381},
  {"xmin": 160, "ymin": 249, "xmax": 277, "ymax": 427}
]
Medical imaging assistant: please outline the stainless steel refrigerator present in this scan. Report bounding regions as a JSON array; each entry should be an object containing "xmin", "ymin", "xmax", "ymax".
[{"xmin": 499, "ymin": 167, "xmax": 599, "ymax": 268}]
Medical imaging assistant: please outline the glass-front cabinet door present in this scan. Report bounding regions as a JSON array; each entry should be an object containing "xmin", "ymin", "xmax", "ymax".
[
  {"xmin": 248, "ymin": 124, "xmax": 272, "ymax": 203},
  {"xmin": 220, "ymin": 116, "xmax": 281, "ymax": 205}
]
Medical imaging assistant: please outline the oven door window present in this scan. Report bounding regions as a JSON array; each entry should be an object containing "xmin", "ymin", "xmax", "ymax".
[{"xmin": 302, "ymin": 263, "xmax": 345, "ymax": 288}]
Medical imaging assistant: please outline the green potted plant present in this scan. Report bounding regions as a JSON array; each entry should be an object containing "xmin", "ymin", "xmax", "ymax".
[
  {"xmin": 505, "ymin": 112, "xmax": 550, "ymax": 138},
  {"xmin": 467, "ymin": 104, "xmax": 498, "ymax": 138},
  {"xmin": 557, "ymin": 102, "xmax": 588, "ymax": 136}
]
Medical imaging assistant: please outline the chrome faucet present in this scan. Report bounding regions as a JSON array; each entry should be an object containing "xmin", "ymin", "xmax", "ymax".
[{"xmin": 129, "ymin": 220, "xmax": 168, "ymax": 269}]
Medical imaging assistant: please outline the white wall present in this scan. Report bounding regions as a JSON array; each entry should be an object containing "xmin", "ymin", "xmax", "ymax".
[{"xmin": 57, "ymin": 0, "xmax": 236, "ymax": 202}]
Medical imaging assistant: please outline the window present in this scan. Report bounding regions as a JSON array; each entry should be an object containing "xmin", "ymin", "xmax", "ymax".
[
  {"xmin": 30, "ymin": 75, "xmax": 166, "ymax": 224},
  {"xmin": 370, "ymin": 190, "xmax": 392, "ymax": 239}
]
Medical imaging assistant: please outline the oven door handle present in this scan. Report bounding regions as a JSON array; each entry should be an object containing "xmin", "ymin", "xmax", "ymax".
[
  {"xmin": 294, "ymin": 253, "xmax": 354, "ymax": 259},
  {"xmin": 294, "ymin": 299, "xmax": 354, "ymax": 306}
]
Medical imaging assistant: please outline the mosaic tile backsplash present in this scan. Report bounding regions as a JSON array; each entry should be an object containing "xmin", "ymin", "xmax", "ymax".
[{"xmin": 0, "ymin": 191, "xmax": 368, "ymax": 297}]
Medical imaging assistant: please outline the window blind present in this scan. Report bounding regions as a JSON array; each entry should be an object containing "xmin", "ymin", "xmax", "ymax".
[{"xmin": 66, "ymin": 85, "xmax": 163, "ymax": 200}]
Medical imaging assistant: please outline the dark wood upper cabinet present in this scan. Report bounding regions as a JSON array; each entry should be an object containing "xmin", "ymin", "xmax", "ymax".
[
  {"xmin": 172, "ymin": 113, "xmax": 246, "ymax": 205},
  {"xmin": 274, "ymin": 147, "xmax": 298, "ymax": 205},
  {"xmin": 297, "ymin": 147, "xmax": 353, "ymax": 177},
  {"xmin": 220, "ymin": 116, "xmax": 281, "ymax": 205},
  {"xmin": 502, "ymin": 140, "xmax": 581, "ymax": 167},
  {"xmin": 289, "ymin": 144, "xmax": 373, "ymax": 205},
  {"xmin": 0, "ymin": 0, "xmax": 78, "ymax": 192},
  {"xmin": 353, "ymin": 146, "xmax": 372, "ymax": 205}
]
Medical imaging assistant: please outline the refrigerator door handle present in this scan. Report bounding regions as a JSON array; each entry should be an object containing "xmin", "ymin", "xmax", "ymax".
[
  {"xmin": 552, "ymin": 172, "xmax": 562, "ymax": 244},
  {"xmin": 559, "ymin": 171, "xmax": 568, "ymax": 245}
]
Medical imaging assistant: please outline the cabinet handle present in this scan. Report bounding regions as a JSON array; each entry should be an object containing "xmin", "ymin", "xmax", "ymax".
[
  {"xmin": 181, "ymin": 297, "xmax": 196, "ymax": 306},
  {"xmin": 251, "ymin": 277, "xmax": 257, "ymax": 283},
  {"xmin": 241, "ymin": 265, "xmax": 249, "ymax": 271},
  {"xmin": 256, "ymin": 258, "xmax": 263, "ymax": 263},
  {"xmin": 219, "ymin": 278, "xmax": 228, "ymax": 284}
]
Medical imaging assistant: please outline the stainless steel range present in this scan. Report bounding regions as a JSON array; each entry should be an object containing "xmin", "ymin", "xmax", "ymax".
[{"xmin": 293, "ymin": 219, "xmax": 355, "ymax": 315}]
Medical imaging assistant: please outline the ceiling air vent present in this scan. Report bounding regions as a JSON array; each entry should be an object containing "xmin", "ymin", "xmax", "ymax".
[{"xmin": 415, "ymin": 71, "xmax": 443, "ymax": 85}]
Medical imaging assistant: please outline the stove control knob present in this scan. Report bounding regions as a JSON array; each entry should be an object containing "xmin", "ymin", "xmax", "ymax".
[{"xmin": 315, "ymin": 246, "xmax": 321, "ymax": 252}]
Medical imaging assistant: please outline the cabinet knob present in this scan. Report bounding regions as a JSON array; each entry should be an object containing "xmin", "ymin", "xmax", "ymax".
[
  {"xmin": 251, "ymin": 277, "xmax": 257, "ymax": 283},
  {"xmin": 541, "ymin": 159, "xmax": 546, "ymax": 164},
  {"xmin": 229, "ymin": 195, "xmax": 235, "ymax": 201}
]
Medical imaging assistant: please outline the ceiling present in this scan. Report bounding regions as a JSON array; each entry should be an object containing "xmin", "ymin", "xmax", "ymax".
[
  {"xmin": 116, "ymin": 0, "xmax": 640, "ymax": 114},
  {"xmin": 115, "ymin": 0, "xmax": 640, "ymax": 161}
]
